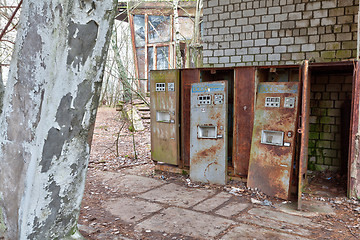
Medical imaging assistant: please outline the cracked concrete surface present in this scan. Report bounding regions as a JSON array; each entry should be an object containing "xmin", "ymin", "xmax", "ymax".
[{"xmin": 80, "ymin": 173, "xmax": 336, "ymax": 240}]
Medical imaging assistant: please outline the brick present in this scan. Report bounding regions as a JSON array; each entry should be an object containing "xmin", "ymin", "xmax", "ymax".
[
  {"xmin": 203, "ymin": 50, "xmax": 213, "ymax": 57},
  {"xmin": 208, "ymin": 57, "xmax": 219, "ymax": 64},
  {"xmin": 327, "ymin": 108, "xmax": 341, "ymax": 117},
  {"xmin": 336, "ymin": 33, "xmax": 352, "ymax": 41},
  {"xmin": 309, "ymin": 132, "xmax": 319, "ymax": 140},
  {"xmin": 274, "ymin": 46, "xmax": 287, "ymax": 53},
  {"xmin": 268, "ymin": 22, "xmax": 281, "ymax": 30},
  {"xmin": 243, "ymin": 55, "xmax": 254, "ymax": 62},
  {"xmin": 214, "ymin": 50, "xmax": 224, "ymax": 57},
  {"xmin": 208, "ymin": 43, "xmax": 219, "ymax": 49},
  {"xmin": 323, "ymin": 124, "xmax": 331, "ymax": 133},
  {"xmin": 288, "ymin": 45, "xmax": 300, "ymax": 52},
  {"xmin": 202, "ymin": 36, "xmax": 213, "ymax": 43},
  {"xmin": 262, "ymin": 15, "xmax": 275, "ymax": 23},
  {"xmin": 213, "ymin": 6, "xmax": 224, "ymax": 14},
  {"xmin": 339, "ymin": 0, "xmax": 353, "ymax": 7},
  {"xmin": 208, "ymin": 0, "xmax": 219, "ymax": 7},
  {"xmin": 306, "ymin": 52, "xmax": 320, "ymax": 60},
  {"xmin": 268, "ymin": 54, "xmax": 280, "ymax": 61},
  {"xmin": 219, "ymin": 56, "xmax": 230, "ymax": 64},
  {"xmin": 323, "ymin": 149, "xmax": 337, "ymax": 158},
  {"xmin": 230, "ymin": 26, "xmax": 241, "ymax": 34},
  {"xmin": 316, "ymin": 140, "xmax": 331, "ymax": 148},
  {"xmin": 289, "ymin": 12, "xmax": 302, "ymax": 20},
  {"xmin": 342, "ymin": 41, "xmax": 357, "ymax": 50},
  {"xmin": 219, "ymin": 0, "xmax": 230, "ymax": 5},
  {"xmin": 345, "ymin": 6, "xmax": 359, "ymax": 15},
  {"xmin": 321, "ymin": 17, "xmax": 336, "ymax": 26},
  {"xmin": 320, "ymin": 34, "xmax": 336, "ymax": 42},
  {"xmin": 336, "ymin": 50, "xmax": 352, "ymax": 58},
  {"xmin": 208, "ymin": 14, "xmax": 219, "ymax": 21},
  {"xmin": 255, "ymin": 54, "xmax": 267, "ymax": 61},
  {"xmin": 312, "ymin": 84, "xmax": 325, "ymax": 92},
  {"xmin": 230, "ymin": 11, "xmax": 242, "ymax": 18},
  {"xmin": 313, "ymin": 9, "xmax": 328, "ymax": 18},
  {"xmin": 275, "ymin": 13, "xmax": 288, "ymax": 21},
  {"xmin": 338, "ymin": 15, "xmax": 354, "ymax": 24},
  {"xmin": 268, "ymin": 38, "xmax": 280, "ymax": 45},
  {"xmin": 291, "ymin": 52, "xmax": 305, "ymax": 60},
  {"xmin": 255, "ymin": 24, "xmax": 267, "ymax": 31},
  {"xmin": 326, "ymin": 84, "xmax": 341, "ymax": 92},
  {"xmin": 281, "ymin": 53, "xmax": 292, "ymax": 61},
  {"xmin": 224, "ymin": 35, "xmax": 233, "ymax": 41},
  {"xmin": 243, "ymin": 9, "xmax": 255, "ymax": 17},
  {"xmin": 302, "ymin": 44, "xmax": 316, "ymax": 52},
  {"xmin": 214, "ymin": 20, "xmax": 224, "ymax": 28},
  {"xmin": 306, "ymin": 2, "xmax": 321, "ymax": 11},
  {"xmin": 219, "ymin": 28, "xmax": 230, "ymax": 34},
  {"xmin": 237, "ymin": 18, "xmax": 248, "ymax": 26},
  {"xmin": 249, "ymin": 16, "xmax": 260, "ymax": 24},
  {"xmin": 268, "ymin": 6, "xmax": 281, "ymax": 14},
  {"xmin": 281, "ymin": 37, "xmax": 294, "ymax": 45},
  {"xmin": 261, "ymin": 47, "xmax": 274, "ymax": 53},
  {"xmin": 255, "ymin": 39, "xmax": 267, "ymax": 46},
  {"xmin": 320, "ymin": 132, "xmax": 334, "ymax": 141},
  {"xmin": 319, "ymin": 100, "xmax": 334, "ymax": 108},
  {"xmin": 282, "ymin": 4, "xmax": 295, "ymax": 13},
  {"xmin": 295, "ymin": 36, "xmax": 308, "ymax": 44},
  {"xmin": 303, "ymin": 10, "xmax": 312, "ymax": 19},
  {"xmin": 329, "ymin": 8, "xmax": 345, "ymax": 17},
  {"xmin": 231, "ymin": 56, "xmax": 242, "ymax": 62},
  {"xmin": 248, "ymin": 47, "xmax": 260, "ymax": 54},
  {"xmin": 296, "ymin": 20, "xmax": 310, "ymax": 28},
  {"xmin": 308, "ymin": 27, "xmax": 318, "ymax": 35},
  {"xmin": 296, "ymin": 3, "xmax": 305, "ymax": 11},
  {"xmin": 255, "ymin": 8, "xmax": 267, "ymax": 15},
  {"xmin": 282, "ymin": 21, "xmax": 295, "ymax": 29},
  {"xmin": 322, "ymin": 0, "xmax": 336, "ymax": 9},
  {"xmin": 326, "ymin": 42, "xmax": 340, "ymax": 50},
  {"xmin": 236, "ymin": 48, "xmax": 247, "ymax": 55},
  {"xmin": 309, "ymin": 35, "xmax": 320, "ymax": 43},
  {"xmin": 230, "ymin": 41, "xmax": 241, "ymax": 48},
  {"xmin": 242, "ymin": 40, "xmax": 254, "ymax": 47},
  {"xmin": 219, "ymin": 12, "xmax": 230, "ymax": 19},
  {"xmin": 242, "ymin": 25, "xmax": 254, "ymax": 32},
  {"xmin": 225, "ymin": 19, "xmax": 236, "ymax": 27},
  {"xmin": 214, "ymin": 35, "xmax": 224, "ymax": 41},
  {"xmin": 320, "ymin": 116, "xmax": 335, "ymax": 124}
]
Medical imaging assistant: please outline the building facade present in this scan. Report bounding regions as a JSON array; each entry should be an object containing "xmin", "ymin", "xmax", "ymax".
[{"xmin": 202, "ymin": 0, "xmax": 358, "ymax": 67}]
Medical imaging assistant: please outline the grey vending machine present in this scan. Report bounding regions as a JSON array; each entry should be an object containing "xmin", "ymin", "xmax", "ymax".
[{"xmin": 190, "ymin": 81, "xmax": 228, "ymax": 185}]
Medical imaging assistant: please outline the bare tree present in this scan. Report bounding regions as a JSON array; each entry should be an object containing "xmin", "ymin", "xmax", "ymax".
[{"xmin": 0, "ymin": 0, "xmax": 116, "ymax": 239}]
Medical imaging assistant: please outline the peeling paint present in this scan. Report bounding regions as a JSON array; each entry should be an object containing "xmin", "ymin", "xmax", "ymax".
[
  {"xmin": 67, "ymin": 20, "xmax": 98, "ymax": 69},
  {"xmin": 0, "ymin": 0, "xmax": 116, "ymax": 239}
]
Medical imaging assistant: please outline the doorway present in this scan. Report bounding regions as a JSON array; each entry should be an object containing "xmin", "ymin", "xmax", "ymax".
[{"xmin": 306, "ymin": 66, "xmax": 353, "ymax": 198}]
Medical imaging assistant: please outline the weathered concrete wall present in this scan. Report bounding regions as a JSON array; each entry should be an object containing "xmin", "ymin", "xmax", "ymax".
[
  {"xmin": 202, "ymin": 0, "xmax": 359, "ymax": 67},
  {"xmin": 0, "ymin": 1, "xmax": 116, "ymax": 239}
]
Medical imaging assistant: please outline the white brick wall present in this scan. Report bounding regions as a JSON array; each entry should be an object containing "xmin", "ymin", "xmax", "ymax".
[{"xmin": 202, "ymin": 0, "xmax": 359, "ymax": 67}]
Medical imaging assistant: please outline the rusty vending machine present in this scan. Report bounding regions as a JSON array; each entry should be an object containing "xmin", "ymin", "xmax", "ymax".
[
  {"xmin": 150, "ymin": 70, "xmax": 180, "ymax": 165},
  {"xmin": 190, "ymin": 81, "xmax": 228, "ymax": 185},
  {"xmin": 247, "ymin": 80, "xmax": 301, "ymax": 200}
]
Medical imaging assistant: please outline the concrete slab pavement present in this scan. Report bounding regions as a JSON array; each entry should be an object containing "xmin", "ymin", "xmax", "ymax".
[{"xmin": 99, "ymin": 174, "xmax": 335, "ymax": 239}]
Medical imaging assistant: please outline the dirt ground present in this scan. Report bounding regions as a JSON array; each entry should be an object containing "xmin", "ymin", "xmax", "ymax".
[{"xmin": 78, "ymin": 107, "xmax": 360, "ymax": 240}]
